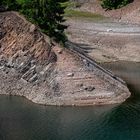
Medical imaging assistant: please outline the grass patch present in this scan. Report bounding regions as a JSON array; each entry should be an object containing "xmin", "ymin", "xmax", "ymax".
[
  {"xmin": 61, "ymin": 1, "xmax": 82, "ymax": 8},
  {"xmin": 65, "ymin": 9, "xmax": 105, "ymax": 20}
]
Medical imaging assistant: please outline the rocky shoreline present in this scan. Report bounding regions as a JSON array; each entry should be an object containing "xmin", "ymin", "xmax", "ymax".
[{"xmin": 0, "ymin": 12, "xmax": 131, "ymax": 106}]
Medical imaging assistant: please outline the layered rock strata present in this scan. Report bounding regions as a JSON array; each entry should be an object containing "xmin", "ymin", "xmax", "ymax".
[{"xmin": 0, "ymin": 12, "xmax": 130, "ymax": 106}]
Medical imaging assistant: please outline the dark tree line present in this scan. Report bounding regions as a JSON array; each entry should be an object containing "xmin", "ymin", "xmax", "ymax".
[{"xmin": 101, "ymin": 0, "xmax": 134, "ymax": 10}]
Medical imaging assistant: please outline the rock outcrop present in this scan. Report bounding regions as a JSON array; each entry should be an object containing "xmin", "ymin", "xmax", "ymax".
[{"xmin": 0, "ymin": 12, "xmax": 130, "ymax": 106}]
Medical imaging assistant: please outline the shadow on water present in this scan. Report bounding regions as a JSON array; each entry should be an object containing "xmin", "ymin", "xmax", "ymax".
[{"xmin": 99, "ymin": 62, "xmax": 140, "ymax": 140}]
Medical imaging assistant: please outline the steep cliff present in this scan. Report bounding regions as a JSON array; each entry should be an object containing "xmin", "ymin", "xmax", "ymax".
[{"xmin": 0, "ymin": 12, "xmax": 130, "ymax": 106}]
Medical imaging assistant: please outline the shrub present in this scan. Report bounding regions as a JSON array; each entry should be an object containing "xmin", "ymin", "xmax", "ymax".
[{"xmin": 101, "ymin": 0, "xmax": 134, "ymax": 10}]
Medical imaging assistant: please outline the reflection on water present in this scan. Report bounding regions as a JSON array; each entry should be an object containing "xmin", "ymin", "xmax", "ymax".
[
  {"xmin": 0, "ymin": 62, "xmax": 140, "ymax": 140},
  {"xmin": 102, "ymin": 62, "xmax": 140, "ymax": 100}
]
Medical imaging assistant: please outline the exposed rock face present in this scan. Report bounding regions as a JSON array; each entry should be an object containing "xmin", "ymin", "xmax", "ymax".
[{"xmin": 0, "ymin": 12, "xmax": 130, "ymax": 106}]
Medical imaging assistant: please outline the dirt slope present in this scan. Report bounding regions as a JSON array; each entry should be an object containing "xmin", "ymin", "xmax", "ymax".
[
  {"xmin": 78, "ymin": 0, "xmax": 140, "ymax": 24},
  {"xmin": 66, "ymin": 18, "xmax": 140, "ymax": 62}
]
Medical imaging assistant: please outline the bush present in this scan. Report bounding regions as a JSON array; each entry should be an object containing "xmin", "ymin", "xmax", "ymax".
[
  {"xmin": 0, "ymin": 0, "xmax": 20, "ymax": 10},
  {"xmin": 101, "ymin": 0, "xmax": 134, "ymax": 10}
]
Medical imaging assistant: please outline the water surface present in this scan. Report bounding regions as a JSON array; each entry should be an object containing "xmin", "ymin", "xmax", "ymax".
[{"xmin": 0, "ymin": 62, "xmax": 140, "ymax": 140}]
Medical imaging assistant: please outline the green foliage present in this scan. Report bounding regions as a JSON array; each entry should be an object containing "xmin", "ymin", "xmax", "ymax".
[
  {"xmin": 1, "ymin": 0, "xmax": 20, "ymax": 10},
  {"xmin": 33, "ymin": 0, "xmax": 68, "ymax": 42},
  {"xmin": 0, "ymin": 0, "xmax": 68, "ymax": 43},
  {"xmin": 65, "ymin": 10, "xmax": 104, "ymax": 19},
  {"xmin": 101, "ymin": 0, "xmax": 134, "ymax": 10}
]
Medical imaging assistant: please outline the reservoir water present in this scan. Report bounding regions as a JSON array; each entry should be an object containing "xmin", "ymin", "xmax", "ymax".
[{"xmin": 0, "ymin": 62, "xmax": 140, "ymax": 140}]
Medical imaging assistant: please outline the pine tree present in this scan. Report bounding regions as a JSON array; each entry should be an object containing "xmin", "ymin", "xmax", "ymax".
[
  {"xmin": 33, "ymin": 0, "xmax": 68, "ymax": 43},
  {"xmin": 1, "ymin": 0, "xmax": 19, "ymax": 10}
]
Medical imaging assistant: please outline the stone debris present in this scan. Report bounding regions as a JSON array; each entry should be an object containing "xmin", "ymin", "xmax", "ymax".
[
  {"xmin": 58, "ymin": 49, "xmax": 63, "ymax": 54},
  {"xmin": 84, "ymin": 86, "xmax": 95, "ymax": 92},
  {"xmin": 67, "ymin": 73, "xmax": 74, "ymax": 77},
  {"xmin": 28, "ymin": 74, "xmax": 38, "ymax": 82},
  {"xmin": 107, "ymin": 29, "xmax": 113, "ymax": 32}
]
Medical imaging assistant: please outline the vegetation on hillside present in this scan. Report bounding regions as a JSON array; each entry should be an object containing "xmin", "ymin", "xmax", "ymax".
[
  {"xmin": 0, "ymin": 0, "xmax": 68, "ymax": 43},
  {"xmin": 101, "ymin": 0, "xmax": 134, "ymax": 10},
  {"xmin": 65, "ymin": 9, "xmax": 104, "ymax": 19}
]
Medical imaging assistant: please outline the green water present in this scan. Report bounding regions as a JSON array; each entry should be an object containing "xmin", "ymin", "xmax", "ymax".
[{"xmin": 0, "ymin": 62, "xmax": 140, "ymax": 140}]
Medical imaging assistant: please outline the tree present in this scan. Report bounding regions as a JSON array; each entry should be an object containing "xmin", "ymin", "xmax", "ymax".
[
  {"xmin": 20, "ymin": 0, "xmax": 69, "ymax": 43},
  {"xmin": 0, "ymin": 0, "xmax": 68, "ymax": 43},
  {"xmin": 32, "ymin": 0, "xmax": 68, "ymax": 43},
  {"xmin": 0, "ymin": 0, "xmax": 20, "ymax": 10}
]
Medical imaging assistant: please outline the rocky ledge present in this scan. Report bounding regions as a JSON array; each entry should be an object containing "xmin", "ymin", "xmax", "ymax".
[{"xmin": 0, "ymin": 12, "xmax": 130, "ymax": 106}]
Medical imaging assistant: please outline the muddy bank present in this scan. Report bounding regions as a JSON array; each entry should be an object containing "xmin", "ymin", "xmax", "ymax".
[{"xmin": 0, "ymin": 12, "xmax": 130, "ymax": 106}]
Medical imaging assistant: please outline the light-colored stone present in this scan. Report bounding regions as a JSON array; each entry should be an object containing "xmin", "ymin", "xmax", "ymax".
[
  {"xmin": 29, "ymin": 24, "xmax": 36, "ymax": 33},
  {"xmin": 67, "ymin": 73, "xmax": 74, "ymax": 77}
]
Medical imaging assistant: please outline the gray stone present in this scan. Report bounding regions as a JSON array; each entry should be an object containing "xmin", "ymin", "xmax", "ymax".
[
  {"xmin": 28, "ymin": 74, "xmax": 38, "ymax": 82},
  {"xmin": 22, "ymin": 68, "xmax": 36, "ymax": 81},
  {"xmin": 36, "ymin": 65, "xmax": 43, "ymax": 73},
  {"xmin": 0, "ymin": 66, "xmax": 4, "ymax": 70},
  {"xmin": 107, "ymin": 29, "xmax": 113, "ymax": 32},
  {"xmin": 20, "ymin": 78, "xmax": 28, "ymax": 84},
  {"xmin": 58, "ymin": 50, "xmax": 63, "ymax": 54},
  {"xmin": 29, "ymin": 24, "xmax": 36, "ymax": 33},
  {"xmin": 67, "ymin": 73, "xmax": 74, "ymax": 77},
  {"xmin": 30, "ymin": 65, "xmax": 36, "ymax": 71},
  {"xmin": 7, "ymin": 58, "xmax": 14, "ymax": 68},
  {"xmin": 31, "ymin": 60, "xmax": 36, "ymax": 65}
]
